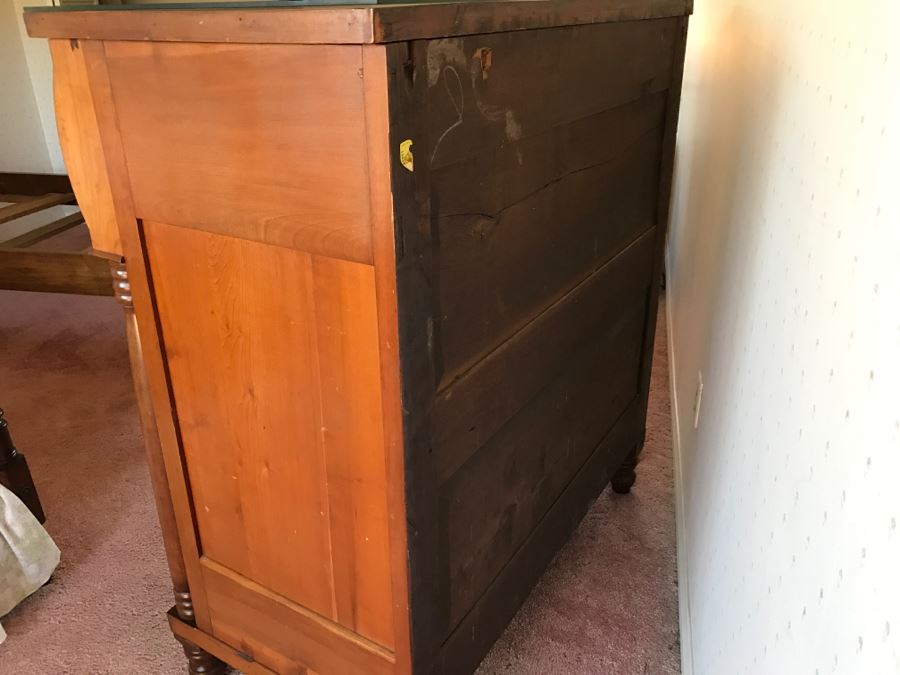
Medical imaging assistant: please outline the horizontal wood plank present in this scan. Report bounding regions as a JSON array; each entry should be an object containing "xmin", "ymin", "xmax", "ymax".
[
  {"xmin": 433, "ymin": 229, "xmax": 656, "ymax": 485},
  {"xmin": 374, "ymin": 0, "xmax": 692, "ymax": 41},
  {"xmin": 418, "ymin": 19, "xmax": 678, "ymax": 170},
  {"xmin": 437, "ymin": 401, "xmax": 641, "ymax": 675},
  {"xmin": 0, "ymin": 248, "xmax": 113, "ymax": 296},
  {"xmin": 167, "ymin": 609, "xmax": 279, "ymax": 675},
  {"xmin": 105, "ymin": 41, "xmax": 374, "ymax": 264},
  {"xmin": 442, "ymin": 298, "xmax": 647, "ymax": 625},
  {"xmin": 26, "ymin": 6, "xmax": 374, "ymax": 44},
  {"xmin": 202, "ymin": 560, "xmax": 395, "ymax": 675},
  {"xmin": 430, "ymin": 93, "xmax": 667, "ymax": 381},
  {"xmin": 25, "ymin": 1, "xmax": 692, "ymax": 44}
]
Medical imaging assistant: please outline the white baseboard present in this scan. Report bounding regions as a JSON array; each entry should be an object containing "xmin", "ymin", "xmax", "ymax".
[{"xmin": 665, "ymin": 247, "xmax": 694, "ymax": 675}]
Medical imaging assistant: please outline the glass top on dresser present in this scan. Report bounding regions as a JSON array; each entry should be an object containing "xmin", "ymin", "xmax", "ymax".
[{"xmin": 26, "ymin": 0, "xmax": 455, "ymax": 11}]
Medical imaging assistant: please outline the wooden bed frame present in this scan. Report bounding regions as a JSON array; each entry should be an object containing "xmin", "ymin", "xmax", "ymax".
[
  {"xmin": 1, "ymin": 172, "xmax": 117, "ymax": 523},
  {"xmin": 0, "ymin": 171, "xmax": 113, "ymax": 297}
]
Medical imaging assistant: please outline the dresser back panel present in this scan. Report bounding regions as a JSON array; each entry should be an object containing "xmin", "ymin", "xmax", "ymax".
[
  {"xmin": 416, "ymin": 19, "xmax": 677, "ymax": 385},
  {"xmin": 143, "ymin": 221, "xmax": 395, "ymax": 653}
]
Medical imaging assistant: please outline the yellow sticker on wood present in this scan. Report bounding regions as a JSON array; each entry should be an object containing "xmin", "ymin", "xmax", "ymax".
[{"xmin": 400, "ymin": 139, "xmax": 414, "ymax": 172}]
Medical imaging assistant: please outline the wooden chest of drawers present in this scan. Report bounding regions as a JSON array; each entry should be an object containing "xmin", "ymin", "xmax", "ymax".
[{"xmin": 26, "ymin": 1, "xmax": 690, "ymax": 673}]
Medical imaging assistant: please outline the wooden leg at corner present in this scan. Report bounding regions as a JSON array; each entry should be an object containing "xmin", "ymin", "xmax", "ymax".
[
  {"xmin": 111, "ymin": 261, "xmax": 215, "ymax": 667},
  {"xmin": 611, "ymin": 446, "xmax": 638, "ymax": 495},
  {"xmin": 178, "ymin": 637, "xmax": 228, "ymax": 675}
]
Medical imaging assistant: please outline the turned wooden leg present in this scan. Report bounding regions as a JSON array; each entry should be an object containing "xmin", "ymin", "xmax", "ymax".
[
  {"xmin": 112, "ymin": 262, "xmax": 223, "ymax": 673},
  {"xmin": 0, "ymin": 408, "xmax": 46, "ymax": 523},
  {"xmin": 177, "ymin": 638, "xmax": 228, "ymax": 675},
  {"xmin": 611, "ymin": 445, "xmax": 639, "ymax": 495}
]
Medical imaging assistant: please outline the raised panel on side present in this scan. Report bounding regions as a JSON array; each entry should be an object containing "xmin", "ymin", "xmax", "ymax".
[
  {"xmin": 104, "ymin": 41, "xmax": 373, "ymax": 264},
  {"xmin": 144, "ymin": 221, "xmax": 395, "ymax": 649}
]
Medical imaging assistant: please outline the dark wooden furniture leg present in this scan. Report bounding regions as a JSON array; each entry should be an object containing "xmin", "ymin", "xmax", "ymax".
[
  {"xmin": 611, "ymin": 446, "xmax": 638, "ymax": 495},
  {"xmin": 0, "ymin": 408, "xmax": 46, "ymax": 523},
  {"xmin": 111, "ymin": 262, "xmax": 226, "ymax": 675}
]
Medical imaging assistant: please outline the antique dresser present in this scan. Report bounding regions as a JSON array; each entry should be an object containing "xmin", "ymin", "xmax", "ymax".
[{"xmin": 25, "ymin": 1, "xmax": 691, "ymax": 673}]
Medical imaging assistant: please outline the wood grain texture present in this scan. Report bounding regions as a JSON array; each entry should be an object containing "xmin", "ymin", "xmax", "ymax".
[
  {"xmin": 113, "ymin": 261, "xmax": 196, "ymax": 624},
  {"xmin": 168, "ymin": 609, "xmax": 279, "ymax": 675},
  {"xmin": 48, "ymin": 39, "xmax": 121, "ymax": 256},
  {"xmin": 0, "ymin": 248, "xmax": 113, "ymax": 296},
  {"xmin": 380, "ymin": 41, "xmax": 448, "ymax": 672},
  {"xmin": 25, "ymin": 0, "xmax": 692, "ymax": 44},
  {"xmin": 433, "ymin": 230, "xmax": 657, "ymax": 487},
  {"xmin": 61, "ymin": 38, "xmax": 216, "ymax": 632},
  {"xmin": 385, "ymin": 18, "xmax": 686, "ymax": 672},
  {"xmin": 363, "ymin": 43, "xmax": 414, "ymax": 675},
  {"xmin": 144, "ymin": 221, "xmax": 395, "ymax": 647},
  {"xmin": 104, "ymin": 41, "xmax": 374, "ymax": 264},
  {"xmin": 202, "ymin": 560, "xmax": 395, "ymax": 675},
  {"xmin": 311, "ymin": 255, "xmax": 395, "ymax": 649},
  {"xmin": 33, "ymin": 8, "xmax": 691, "ymax": 673},
  {"xmin": 442, "ymin": 297, "xmax": 647, "ymax": 625},
  {"xmin": 145, "ymin": 221, "xmax": 333, "ymax": 619},
  {"xmin": 418, "ymin": 19, "xmax": 677, "ymax": 170},
  {"xmin": 373, "ymin": 0, "xmax": 692, "ymax": 42},
  {"xmin": 430, "ymin": 94, "xmax": 667, "ymax": 382},
  {"xmin": 414, "ymin": 20, "xmax": 676, "ymax": 387},
  {"xmin": 437, "ymin": 402, "xmax": 641, "ymax": 675},
  {"xmin": 27, "ymin": 6, "xmax": 374, "ymax": 44}
]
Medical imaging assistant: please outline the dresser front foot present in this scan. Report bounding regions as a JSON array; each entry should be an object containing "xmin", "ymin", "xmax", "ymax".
[
  {"xmin": 178, "ymin": 638, "xmax": 227, "ymax": 675},
  {"xmin": 611, "ymin": 447, "xmax": 638, "ymax": 495}
]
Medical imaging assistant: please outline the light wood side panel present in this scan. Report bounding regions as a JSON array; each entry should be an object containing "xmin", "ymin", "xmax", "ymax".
[
  {"xmin": 144, "ymin": 221, "xmax": 395, "ymax": 648},
  {"xmin": 311, "ymin": 255, "xmax": 395, "ymax": 649},
  {"xmin": 48, "ymin": 39, "xmax": 121, "ymax": 255},
  {"xmin": 104, "ymin": 41, "xmax": 373, "ymax": 264},
  {"xmin": 202, "ymin": 560, "xmax": 394, "ymax": 675},
  {"xmin": 57, "ymin": 39, "xmax": 214, "ymax": 630},
  {"xmin": 145, "ymin": 220, "xmax": 336, "ymax": 619},
  {"xmin": 363, "ymin": 44, "xmax": 414, "ymax": 675}
]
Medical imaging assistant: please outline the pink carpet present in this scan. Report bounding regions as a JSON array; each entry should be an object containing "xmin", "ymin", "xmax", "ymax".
[{"xmin": 0, "ymin": 226, "xmax": 679, "ymax": 674}]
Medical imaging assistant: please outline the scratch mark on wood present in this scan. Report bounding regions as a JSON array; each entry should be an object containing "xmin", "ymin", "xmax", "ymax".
[{"xmin": 431, "ymin": 66, "xmax": 465, "ymax": 165}]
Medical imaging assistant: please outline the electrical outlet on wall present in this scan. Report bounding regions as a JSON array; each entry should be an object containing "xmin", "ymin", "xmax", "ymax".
[{"xmin": 693, "ymin": 371, "xmax": 704, "ymax": 430}]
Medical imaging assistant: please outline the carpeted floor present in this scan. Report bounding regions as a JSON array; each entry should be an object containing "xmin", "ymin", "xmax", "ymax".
[{"xmin": 0, "ymin": 227, "xmax": 679, "ymax": 674}]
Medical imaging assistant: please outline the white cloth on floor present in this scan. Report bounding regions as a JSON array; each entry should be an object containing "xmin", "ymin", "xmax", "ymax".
[{"xmin": 0, "ymin": 484, "xmax": 59, "ymax": 644}]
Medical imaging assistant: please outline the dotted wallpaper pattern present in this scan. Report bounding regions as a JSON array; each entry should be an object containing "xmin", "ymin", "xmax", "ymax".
[{"xmin": 668, "ymin": 2, "xmax": 899, "ymax": 674}]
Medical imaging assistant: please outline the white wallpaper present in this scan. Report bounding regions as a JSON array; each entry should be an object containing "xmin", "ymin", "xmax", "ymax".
[{"xmin": 667, "ymin": 1, "xmax": 900, "ymax": 674}]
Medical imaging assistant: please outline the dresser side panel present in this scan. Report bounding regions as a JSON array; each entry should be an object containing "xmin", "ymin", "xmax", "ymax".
[{"xmin": 103, "ymin": 41, "xmax": 374, "ymax": 264}]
